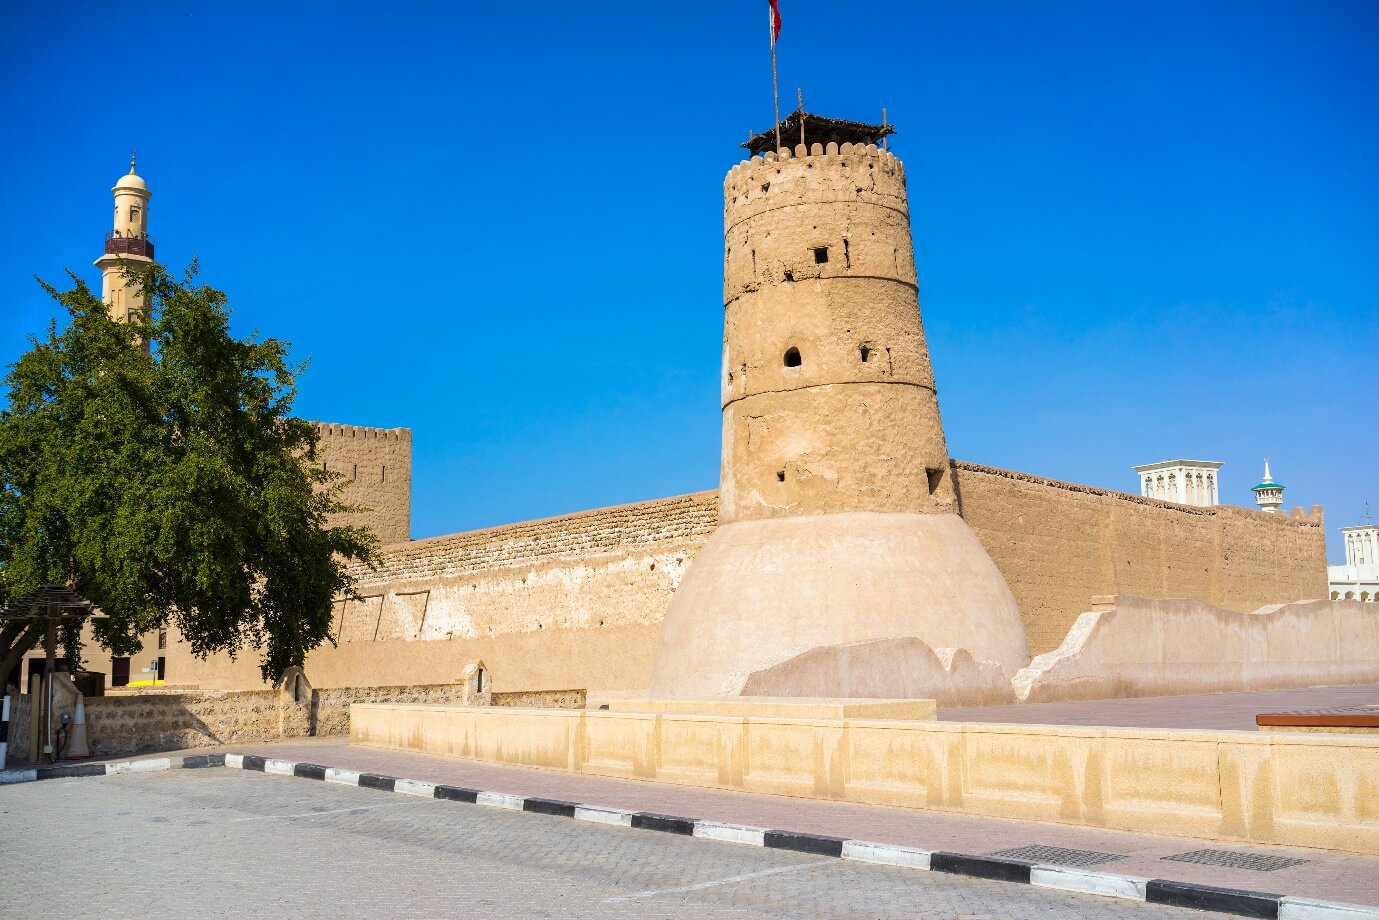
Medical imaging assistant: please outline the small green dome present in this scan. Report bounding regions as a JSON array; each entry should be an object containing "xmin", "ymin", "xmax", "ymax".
[{"xmin": 1253, "ymin": 481, "xmax": 1284, "ymax": 492}]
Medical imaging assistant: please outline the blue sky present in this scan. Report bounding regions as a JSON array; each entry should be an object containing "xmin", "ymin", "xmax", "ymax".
[{"xmin": 3, "ymin": 1, "xmax": 1375, "ymax": 561}]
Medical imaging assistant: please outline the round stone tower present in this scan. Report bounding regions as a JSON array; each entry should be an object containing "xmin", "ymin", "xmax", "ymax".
[
  {"xmin": 648, "ymin": 131, "xmax": 1029, "ymax": 698},
  {"xmin": 93, "ymin": 156, "xmax": 155, "ymax": 323}
]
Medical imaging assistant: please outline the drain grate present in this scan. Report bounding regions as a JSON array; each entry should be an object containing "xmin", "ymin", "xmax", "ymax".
[
  {"xmin": 985, "ymin": 845, "xmax": 1127, "ymax": 868},
  {"xmin": 1162, "ymin": 849, "xmax": 1311, "ymax": 872}
]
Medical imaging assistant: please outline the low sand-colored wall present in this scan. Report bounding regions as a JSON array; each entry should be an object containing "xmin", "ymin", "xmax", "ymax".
[
  {"xmin": 352, "ymin": 702, "xmax": 1379, "ymax": 856},
  {"xmin": 1013, "ymin": 597, "xmax": 1379, "ymax": 702}
]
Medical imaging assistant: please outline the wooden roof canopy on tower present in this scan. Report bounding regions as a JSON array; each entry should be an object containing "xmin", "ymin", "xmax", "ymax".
[{"xmin": 744, "ymin": 111, "xmax": 895, "ymax": 156}]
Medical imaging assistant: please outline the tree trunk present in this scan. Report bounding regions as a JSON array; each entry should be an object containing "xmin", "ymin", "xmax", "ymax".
[{"xmin": 0, "ymin": 622, "xmax": 40, "ymax": 691}]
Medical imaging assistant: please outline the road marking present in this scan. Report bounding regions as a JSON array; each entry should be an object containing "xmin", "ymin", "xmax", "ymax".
[
  {"xmin": 603, "ymin": 859, "xmax": 834, "ymax": 903},
  {"xmin": 229, "ymin": 801, "xmax": 417, "ymax": 822}
]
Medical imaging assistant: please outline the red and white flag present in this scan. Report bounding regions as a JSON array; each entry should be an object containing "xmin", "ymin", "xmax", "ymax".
[{"xmin": 768, "ymin": 0, "xmax": 782, "ymax": 46}]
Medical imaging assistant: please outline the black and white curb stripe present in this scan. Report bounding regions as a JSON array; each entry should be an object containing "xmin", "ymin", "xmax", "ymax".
[
  {"xmin": 4, "ymin": 751, "xmax": 1375, "ymax": 920},
  {"xmin": 216, "ymin": 754, "xmax": 1377, "ymax": 920},
  {"xmin": 0, "ymin": 752, "xmax": 224, "ymax": 784}
]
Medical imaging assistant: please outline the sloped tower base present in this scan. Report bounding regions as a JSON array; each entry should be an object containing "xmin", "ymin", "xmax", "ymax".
[{"xmin": 647, "ymin": 512, "xmax": 1030, "ymax": 698}]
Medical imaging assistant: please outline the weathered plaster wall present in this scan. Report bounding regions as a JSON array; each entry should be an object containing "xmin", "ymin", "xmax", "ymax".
[
  {"xmin": 316, "ymin": 422, "xmax": 412, "ymax": 544},
  {"xmin": 952, "ymin": 461, "xmax": 1329, "ymax": 655},
  {"xmin": 166, "ymin": 491, "xmax": 718, "ymax": 692}
]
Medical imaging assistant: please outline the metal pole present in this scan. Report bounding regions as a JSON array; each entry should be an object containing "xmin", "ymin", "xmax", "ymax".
[
  {"xmin": 43, "ymin": 613, "xmax": 55, "ymax": 762},
  {"xmin": 798, "ymin": 88, "xmax": 805, "ymax": 148},
  {"xmin": 0, "ymin": 692, "xmax": 9, "ymax": 770},
  {"xmin": 882, "ymin": 107, "xmax": 889, "ymax": 150},
  {"xmin": 771, "ymin": 27, "xmax": 781, "ymax": 152}
]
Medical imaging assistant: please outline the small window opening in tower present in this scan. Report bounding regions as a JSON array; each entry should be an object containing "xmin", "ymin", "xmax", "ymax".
[
  {"xmin": 860, "ymin": 346, "xmax": 872, "ymax": 363},
  {"xmin": 381, "ymin": 465, "xmax": 386, "ymax": 483},
  {"xmin": 783, "ymin": 269, "xmax": 795, "ymax": 282},
  {"xmin": 926, "ymin": 467, "xmax": 945, "ymax": 495},
  {"xmin": 783, "ymin": 347, "xmax": 802, "ymax": 368},
  {"xmin": 813, "ymin": 247, "xmax": 829, "ymax": 264},
  {"xmin": 776, "ymin": 470, "xmax": 786, "ymax": 482}
]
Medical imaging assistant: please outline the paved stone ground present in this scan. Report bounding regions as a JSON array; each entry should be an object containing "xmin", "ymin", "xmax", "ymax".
[
  {"xmin": 940, "ymin": 683, "xmax": 1379, "ymax": 730},
  {"xmin": 0, "ymin": 769, "xmax": 1243, "ymax": 919},
  {"xmin": 72, "ymin": 737, "xmax": 1379, "ymax": 910}
]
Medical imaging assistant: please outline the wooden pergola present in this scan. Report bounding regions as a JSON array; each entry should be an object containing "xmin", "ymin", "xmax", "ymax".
[{"xmin": 0, "ymin": 585, "xmax": 105, "ymax": 762}]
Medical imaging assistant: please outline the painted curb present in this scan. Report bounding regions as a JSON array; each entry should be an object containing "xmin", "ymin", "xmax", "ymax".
[
  {"xmin": 1031, "ymin": 865, "xmax": 1149, "ymax": 901},
  {"xmin": 1146, "ymin": 879, "xmax": 1283, "ymax": 918},
  {"xmin": 9, "ymin": 749, "xmax": 1379, "ymax": 920},
  {"xmin": 1280, "ymin": 897, "xmax": 1379, "ymax": 919},
  {"xmin": 1, "ymin": 753, "xmax": 222, "ymax": 785}
]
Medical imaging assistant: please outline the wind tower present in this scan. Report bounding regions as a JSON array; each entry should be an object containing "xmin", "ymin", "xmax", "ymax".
[
  {"xmin": 1253, "ymin": 459, "xmax": 1286, "ymax": 513},
  {"xmin": 648, "ymin": 114, "xmax": 1029, "ymax": 697},
  {"xmin": 93, "ymin": 155, "xmax": 154, "ymax": 322}
]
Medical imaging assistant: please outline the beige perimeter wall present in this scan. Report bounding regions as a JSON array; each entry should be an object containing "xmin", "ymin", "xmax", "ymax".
[
  {"xmin": 354, "ymin": 703, "xmax": 1379, "ymax": 855},
  {"xmin": 167, "ymin": 461, "xmax": 1327, "ymax": 692}
]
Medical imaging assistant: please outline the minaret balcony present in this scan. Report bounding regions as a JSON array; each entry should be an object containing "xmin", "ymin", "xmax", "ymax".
[{"xmin": 104, "ymin": 232, "xmax": 155, "ymax": 258}]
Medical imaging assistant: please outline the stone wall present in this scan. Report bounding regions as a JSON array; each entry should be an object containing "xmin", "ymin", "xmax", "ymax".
[
  {"xmin": 951, "ymin": 461, "xmax": 1329, "ymax": 656},
  {"xmin": 84, "ymin": 690, "xmax": 285, "ymax": 756},
  {"xmin": 316, "ymin": 422, "xmax": 412, "ymax": 544},
  {"xmin": 70, "ymin": 680, "xmax": 586, "ymax": 757}
]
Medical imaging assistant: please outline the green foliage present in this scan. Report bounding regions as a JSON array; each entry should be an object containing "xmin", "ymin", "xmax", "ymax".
[{"xmin": 0, "ymin": 263, "xmax": 377, "ymax": 683}]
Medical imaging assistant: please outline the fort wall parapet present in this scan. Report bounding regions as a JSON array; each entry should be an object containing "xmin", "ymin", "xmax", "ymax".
[
  {"xmin": 724, "ymin": 143, "xmax": 908, "ymax": 227},
  {"xmin": 313, "ymin": 422, "xmax": 411, "ymax": 443}
]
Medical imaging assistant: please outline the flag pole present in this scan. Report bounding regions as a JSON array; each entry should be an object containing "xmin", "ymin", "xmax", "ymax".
[{"xmin": 770, "ymin": 14, "xmax": 781, "ymax": 152}]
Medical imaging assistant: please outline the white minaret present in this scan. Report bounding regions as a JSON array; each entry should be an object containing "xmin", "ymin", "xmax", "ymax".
[
  {"xmin": 93, "ymin": 155, "xmax": 154, "ymax": 323},
  {"xmin": 1252, "ymin": 459, "xmax": 1285, "ymax": 513}
]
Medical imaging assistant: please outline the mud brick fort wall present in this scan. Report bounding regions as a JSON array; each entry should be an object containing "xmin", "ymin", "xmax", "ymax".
[
  {"xmin": 167, "ymin": 458, "xmax": 1326, "ymax": 692},
  {"xmin": 167, "ymin": 491, "xmax": 719, "ymax": 692},
  {"xmin": 951, "ymin": 461, "xmax": 1329, "ymax": 655}
]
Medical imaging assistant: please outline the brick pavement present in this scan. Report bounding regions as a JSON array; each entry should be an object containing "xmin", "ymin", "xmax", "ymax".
[
  {"xmin": 0, "ymin": 768, "xmax": 1242, "ymax": 919},
  {"xmin": 940, "ymin": 684, "xmax": 1379, "ymax": 730},
  {"xmin": 87, "ymin": 736, "xmax": 1379, "ymax": 911}
]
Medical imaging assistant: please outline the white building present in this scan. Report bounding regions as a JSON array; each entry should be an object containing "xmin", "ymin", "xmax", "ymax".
[
  {"xmin": 1132, "ymin": 459, "xmax": 1222, "ymax": 506},
  {"xmin": 1329, "ymin": 524, "xmax": 1379, "ymax": 602}
]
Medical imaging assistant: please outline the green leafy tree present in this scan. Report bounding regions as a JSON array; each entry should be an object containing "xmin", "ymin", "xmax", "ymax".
[{"xmin": 0, "ymin": 263, "xmax": 377, "ymax": 686}]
